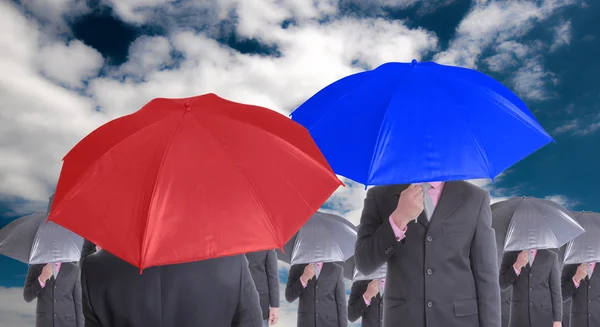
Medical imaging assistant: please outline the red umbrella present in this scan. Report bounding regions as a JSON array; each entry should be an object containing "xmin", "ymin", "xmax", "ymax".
[{"xmin": 48, "ymin": 93, "xmax": 342, "ymax": 271}]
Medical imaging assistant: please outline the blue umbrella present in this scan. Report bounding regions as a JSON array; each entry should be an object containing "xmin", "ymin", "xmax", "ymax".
[{"xmin": 291, "ymin": 60, "xmax": 553, "ymax": 185}]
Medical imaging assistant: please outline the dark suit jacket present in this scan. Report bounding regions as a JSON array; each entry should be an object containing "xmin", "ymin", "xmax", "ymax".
[
  {"xmin": 348, "ymin": 280, "xmax": 383, "ymax": 327},
  {"xmin": 561, "ymin": 264, "xmax": 600, "ymax": 327},
  {"xmin": 79, "ymin": 240, "xmax": 97, "ymax": 267},
  {"xmin": 285, "ymin": 262, "xmax": 347, "ymax": 327},
  {"xmin": 354, "ymin": 181, "xmax": 501, "ymax": 327},
  {"xmin": 499, "ymin": 250, "xmax": 562, "ymax": 327},
  {"xmin": 501, "ymin": 289, "xmax": 512, "ymax": 327},
  {"xmin": 245, "ymin": 250, "xmax": 280, "ymax": 319},
  {"xmin": 23, "ymin": 262, "xmax": 83, "ymax": 327},
  {"xmin": 81, "ymin": 250, "xmax": 263, "ymax": 327}
]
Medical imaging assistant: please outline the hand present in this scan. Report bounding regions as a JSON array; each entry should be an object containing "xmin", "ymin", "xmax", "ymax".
[
  {"xmin": 514, "ymin": 251, "xmax": 528, "ymax": 270},
  {"xmin": 390, "ymin": 184, "xmax": 424, "ymax": 229},
  {"xmin": 301, "ymin": 264, "xmax": 315, "ymax": 283},
  {"xmin": 268, "ymin": 307, "xmax": 279, "ymax": 325},
  {"xmin": 553, "ymin": 321, "xmax": 562, "ymax": 327},
  {"xmin": 574, "ymin": 263, "xmax": 588, "ymax": 282},
  {"xmin": 364, "ymin": 280, "xmax": 379, "ymax": 299},
  {"xmin": 39, "ymin": 264, "xmax": 53, "ymax": 282}
]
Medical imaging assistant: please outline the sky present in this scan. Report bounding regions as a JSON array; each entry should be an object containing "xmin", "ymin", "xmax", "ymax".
[{"xmin": 0, "ymin": 0, "xmax": 598, "ymax": 326}]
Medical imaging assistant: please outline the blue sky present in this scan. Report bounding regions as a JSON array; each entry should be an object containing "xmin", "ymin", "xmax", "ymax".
[{"xmin": 0, "ymin": 0, "xmax": 598, "ymax": 326}]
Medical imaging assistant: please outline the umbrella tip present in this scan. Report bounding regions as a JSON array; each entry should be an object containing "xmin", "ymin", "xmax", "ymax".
[
  {"xmin": 183, "ymin": 102, "xmax": 191, "ymax": 111},
  {"xmin": 411, "ymin": 59, "xmax": 418, "ymax": 66}
]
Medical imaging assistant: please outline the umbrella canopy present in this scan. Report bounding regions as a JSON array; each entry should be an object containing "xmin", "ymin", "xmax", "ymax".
[
  {"xmin": 48, "ymin": 93, "xmax": 342, "ymax": 271},
  {"xmin": 291, "ymin": 60, "xmax": 553, "ymax": 186},
  {"xmin": 342, "ymin": 256, "xmax": 387, "ymax": 281},
  {"xmin": 276, "ymin": 211, "xmax": 356, "ymax": 265},
  {"xmin": 493, "ymin": 197, "xmax": 584, "ymax": 253},
  {"xmin": 563, "ymin": 211, "xmax": 600, "ymax": 265},
  {"xmin": 0, "ymin": 212, "xmax": 83, "ymax": 264}
]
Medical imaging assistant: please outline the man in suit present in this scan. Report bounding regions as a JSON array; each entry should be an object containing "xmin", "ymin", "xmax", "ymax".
[
  {"xmin": 23, "ymin": 262, "xmax": 84, "ymax": 327},
  {"xmin": 348, "ymin": 279, "xmax": 384, "ymax": 327},
  {"xmin": 561, "ymin": 262, "xmax": 598, "ymax": 327},
  {"xmin": 354, "ymin": 182, "xmax": 501, "ymax": 327},
  {"xmin": 81, "ymin": 250, "xmax": 263, "ymax": 327},
  {"xmin": 285, "ymin": 262, "xmax": 347, "ymax": 327},
  {"xmin": 499, "ymin": 250, "xmax": 562, "ymax": 327},
  {"xmin": 246, "ymin": 250, "xmax": 280, "ymax": 326}
]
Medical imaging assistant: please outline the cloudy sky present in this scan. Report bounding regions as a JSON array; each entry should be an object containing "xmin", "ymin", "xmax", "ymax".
[{"xmin": 0, "ymin": 0, "xmax": 598, "ymax": 325}]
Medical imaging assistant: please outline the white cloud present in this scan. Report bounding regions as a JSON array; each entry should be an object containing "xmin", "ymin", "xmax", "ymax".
[
  {"xmin": 553, "ymin": 117, "xmax": 600, "ymax": 136},
  {"xmin": 36, "ymin": 40, "xmax": 104, "ymax": 89},
  {"xmin": 550, "ymin": 19, "xmax": 572, "ymax": 52},
  {"xmin": 544, "ymin": 195, "xmax": 579, "ymax": 210}
]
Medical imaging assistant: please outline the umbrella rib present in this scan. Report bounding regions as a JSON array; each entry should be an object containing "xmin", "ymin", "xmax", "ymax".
[
  {"xmin": 139, "ymin": 112, "xmax": 187, "ymax": 270},
  {"xmin": 186, "ymin": 113, "xmax": 280, "ymax": 246},
  {"xmin": 52, "ymin": 108, "xmax": 183, "ymax": 217},
  {"xmin": 198, "ymin": 109, "xmax": 340, "ymax": 184}
]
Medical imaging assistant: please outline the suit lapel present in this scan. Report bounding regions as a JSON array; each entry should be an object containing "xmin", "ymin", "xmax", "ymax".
[
  {"xmin": 427, "ymin": 181, "xmax": 465, "ymax": 229},
  {"xmin": 54, "ymin": 263, "xmax": 74, "ymax": 289},
  {"xmin": 315, "ymin": 263, "xmax": 332, "ymax": 286}
]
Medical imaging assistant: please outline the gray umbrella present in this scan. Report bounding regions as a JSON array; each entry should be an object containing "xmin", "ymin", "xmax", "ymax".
[
  {"xmin": 276, "ymin": 211, "xmax": 356, "ymax": 265},
  {"xmin": 563, "ymin": 211, "xmax": 600, "ymax": 265},
  {"xmin": 0, "ymin": 195, "xmax": 83, "ymax": 264},
  {"xmin": 492, "ymin": 197, "xmax": 584, "ymax": 253},
  {"xmin": 342, "ymin": 256, "xmax": 387, "ymax": 281}
]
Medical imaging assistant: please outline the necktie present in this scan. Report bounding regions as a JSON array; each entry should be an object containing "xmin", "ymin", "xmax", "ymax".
[
  {"xmin": 421, "ymin": 183, "xmax": 434, "ymax": 221},
  {"xmin": 378, "ymin": 279, "xmax": 385, "ymax": 296},
  {"xmin": 314, "ymin": 263, "xmax": 321, "ymax": 279},
  {"xmin": 528, "ymin": 250, "xmax": 534, "ymax": 266},
  {"xmin": 588, "ymin": 263, "xmax": 594, "ymax": 279},
  {"xmin": 52, "ymin": 264, "xmax": 58, "ymax": 279}
]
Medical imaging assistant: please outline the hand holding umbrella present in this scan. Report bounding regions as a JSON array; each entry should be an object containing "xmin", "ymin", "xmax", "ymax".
[
  {"xmin": 573, "ymin": 263, "xmax": 588, "ymax": 284},
  {"xmin": 300, "ymin": 264, "xmax": 316, "ymax": 284},
  {"xmin": 513, "ymin": 250, "xmax": 529, "ymax": 271},
  {"xmin": 39, "ymin": 263, "xmax": 53, "ymax": 283},
  {"xmin": 364, "ymin": 280, "xmax": 379, "ymax": 300},
  {"xmin": 390, "ymin": 184, "xmax": 424, "ymax": 227}
]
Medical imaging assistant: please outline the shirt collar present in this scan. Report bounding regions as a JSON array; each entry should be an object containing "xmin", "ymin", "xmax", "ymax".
[{"xmin": 418, "ymin": 181, "xmax": 443, "ymax": 188}]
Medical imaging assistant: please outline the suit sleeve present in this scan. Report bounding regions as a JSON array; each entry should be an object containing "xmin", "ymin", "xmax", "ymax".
[
  {"xmin": 561, "ymin": 265, "xmax": 578, "ymax": 301},
  {"xmin": 499, "ymin": 252, "xmax": 519, "ymax": 290},
  {"xmin": 347, "ymin": 281, "xmax": 368, "ymax": 322},
  {"xmin": 73, "ymin": 266, "xmax": 84, "ymax": 327},
  {"xmin": 232, "ymin": 256, "xmax": 263, "ymax": 327},
  {"xmin": 470, "ymin": 192, "xmax": 501, "ymax": 327},
  {"xmin": 266, "ymin": 249, "xmax": 280, "ymax": 308},
  {"xmin": 335, "ymin": 267, "xmax": 348, "ymax": 327},
  {"xmin": 549, "ymin": 254, "xmax": 562, "ymax": 321},
  {"xmin": 354, "ymin": 188, "xmax": 401, "ymax": 275},
  {"xmin": 285, "ymin": 265, "xmax": 306, "ymax": 303},
  {"xmin": 81, "ymin": 258, "xmax": 102, "ymax": 327},
  {"xmin": 23, "ymin": 264, "xmax": 43, "ymax": 302}
]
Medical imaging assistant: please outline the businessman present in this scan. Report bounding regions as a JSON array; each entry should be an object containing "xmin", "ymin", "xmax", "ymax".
[
  {"xmin": 561, "ymin": 262, "xmax": 598, "ymax": 327},
  {"xmin": 499, "ymin": 249, "xmax": 562, "ymax": 327},
  {"xmin": 285, "ymin": 262, "xmax": 347, "ymax": 327},
  {"xmin": 23, "ymin": 261, "xmax": 83, "ymax": 327},
  {"xmin": 246, "ymin": 250, "xmax": 280, "ymax": 326},
  {"xmin": 81, "ymin": 250, "xmax": 263, "ymax": 327},
  {"xmin": 348, "ymin": 278, "xmax": 384, "ymax": 327},
  {"xmin": 354, "ymin": 182, "xmax": 501, "ymax": 327}
]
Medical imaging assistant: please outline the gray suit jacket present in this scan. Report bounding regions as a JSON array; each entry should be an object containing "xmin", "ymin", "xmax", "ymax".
[
  {"xmin": 348, "ymin": 280, "xmax": 383, "ymax": 327},
  {"xmin": 81, "ymin": 251, "xmax": 263, "ymax": 327},
  {"xmin": 499, "ymin": 250, "xmax": 562, "ymax": 327},
  {"xmin": 285, "ymin": 262, "xmax": 347, "ymax": 327},
  {"xmin": 245, "ymin": 250, "xmax": 280, "ymax": 319},
  {"xmin": 23, "ymin": 262, "xmax": 84, "ymax": 327},
  {"xmin": 561, "ymin": 264, "xmax": 600, "ymax": 327},
  {"xmin": 354, "ymin": 181, "xmax": 501, "ymax": 327}
]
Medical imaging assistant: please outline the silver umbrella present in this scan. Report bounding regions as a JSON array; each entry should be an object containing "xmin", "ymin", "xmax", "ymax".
[
  {"xmin": 563, "ymin": 211, "xmax": 600, "ymax": 266},
  {"xmin": 276, "ymin": 211, "xmax": 356, "ymax": 265},
  {"xmin": 493, "ymin": 197, "xmax": 584, "ymax": 252},
  {"xmin": 341, "ymin": 256, "xmax": 387, "ymax": 281},
  {"xmin": 0, "ymin": 196, "xmax": 83, "ymax": 264}
]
